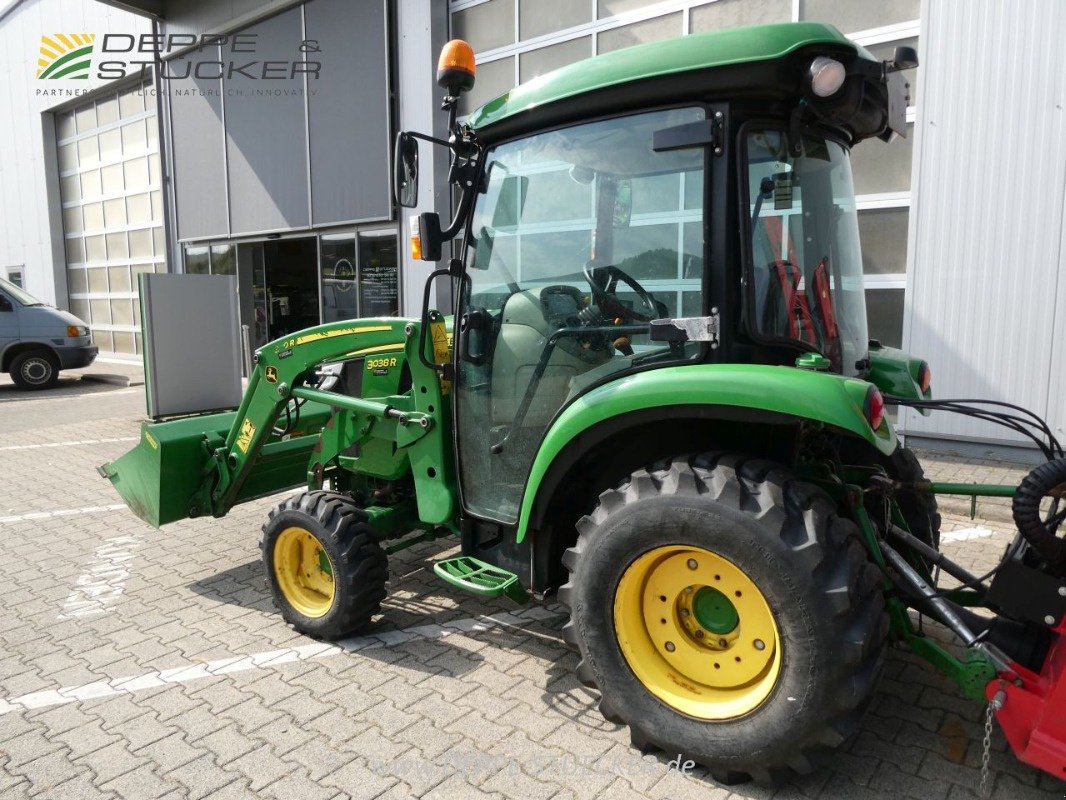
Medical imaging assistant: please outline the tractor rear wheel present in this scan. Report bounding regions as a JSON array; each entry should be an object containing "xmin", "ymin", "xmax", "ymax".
[
  {"xmin": 885, "ymin": 446, "xmax": 941, "ymax": 549},
  {"xmin": 260, "ymin": 491, "xmax": 387, "ymax": 639},
  {"xmin": 560, "ymin": 453, "xmax": 887, "ymax": 785}
]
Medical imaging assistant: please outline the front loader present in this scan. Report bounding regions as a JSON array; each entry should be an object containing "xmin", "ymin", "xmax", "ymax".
[{"xmin": 102, "ymin": 23, "xmax": 1066, "ymax": 787}]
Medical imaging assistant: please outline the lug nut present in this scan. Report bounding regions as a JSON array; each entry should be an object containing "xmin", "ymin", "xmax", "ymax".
[
  {"xmin": 1058, "ymin": 586, "xmax": 1066, "ymax": 597},
  {"xmin": 694, "ymin": 630, "xmax": 704, "ymax": 639},
  {"xmin": 1045, "ymin": 615, "xmax": 1056, "ymax": 626},
  {"xmin": 718, "ymin": 638, "xmax": 729, "ymax": 648},
  {"xmin": 665, "ymin": 641, "xmax": 676, "ymax": 652},
  {"xmin": 687, "ymin": 559, "xmax": 698, "ymax": 570},
  {"xmin": 754, "ymin": 639, "xmax": 766, "ymax": 651},
  {"xmin": 680, "ymin": 608, "xmax": 690, "ymax": 617}
]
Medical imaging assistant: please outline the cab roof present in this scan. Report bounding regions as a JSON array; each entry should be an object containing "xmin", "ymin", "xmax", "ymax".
[{"xmin": 467, "ymin": 22, "xmax": 862, "ymax": 133}]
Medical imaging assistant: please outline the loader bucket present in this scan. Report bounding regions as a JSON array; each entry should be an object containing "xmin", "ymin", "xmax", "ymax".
[{"xmin": 100, "ymin": 406, "xmax": 330, "ymax": 528}]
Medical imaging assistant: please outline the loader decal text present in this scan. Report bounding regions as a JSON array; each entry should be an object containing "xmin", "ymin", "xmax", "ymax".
[{"xmin": 235, "ymin": 419, "xmax": 256, "ymax": 454}]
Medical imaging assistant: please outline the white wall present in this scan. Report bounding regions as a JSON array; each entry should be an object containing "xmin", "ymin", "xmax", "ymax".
[
  {"xmin": 903, "ymin": 0, "xmax": 1066, "ymax": 448},
  {"xmin": 0, "ymin": 0, "xmax": 149, "ymax": 305}
]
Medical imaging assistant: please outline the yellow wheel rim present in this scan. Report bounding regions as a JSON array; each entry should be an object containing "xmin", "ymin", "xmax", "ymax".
[
  {"xmin": 613, "ymin": 545, "xmax": 781, "ymax": 720},
  {"xmin": 273, "ymin": 527, "xmax": 336, "ymax": 618}
]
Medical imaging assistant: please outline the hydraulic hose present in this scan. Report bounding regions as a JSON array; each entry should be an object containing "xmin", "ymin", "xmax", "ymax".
[{"xmin": 1012, "ymin": 458, "xmax": 1066, "ymax": 575}]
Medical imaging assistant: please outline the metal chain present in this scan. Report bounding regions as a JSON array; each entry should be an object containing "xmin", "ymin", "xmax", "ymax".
[{"xmin": 981, "ymin": 688, "xmax": 1006, "ymax": 798}]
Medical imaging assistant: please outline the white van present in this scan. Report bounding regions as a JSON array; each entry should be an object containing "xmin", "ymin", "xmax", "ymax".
[{"xmin": 0, "ymin": 277, "xmax": 98, "ymax": 390}]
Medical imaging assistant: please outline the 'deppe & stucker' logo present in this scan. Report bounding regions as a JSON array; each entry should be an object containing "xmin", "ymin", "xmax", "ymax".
[{"xmin": 37, "ymin": 34, "xmax": 96, "ymax": 80}]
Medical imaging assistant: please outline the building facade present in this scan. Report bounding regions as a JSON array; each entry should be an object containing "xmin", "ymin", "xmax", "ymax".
[{"xmin": 2, "ymin": 0, "xmax": 1064, "ymax": 452}]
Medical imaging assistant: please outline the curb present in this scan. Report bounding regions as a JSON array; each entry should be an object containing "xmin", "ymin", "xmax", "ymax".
[{"xmin": 80, "ymin": 374, "xmax": 144, "ymax": 388}]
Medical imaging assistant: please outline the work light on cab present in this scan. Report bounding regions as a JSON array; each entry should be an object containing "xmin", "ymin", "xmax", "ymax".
[
  {"xmin": 809, "ymin": 56, "xmax": 846, "ymax": 97},
  {"xmin": 437, "ymin": 39, "xmax": 476, "ymax": 96}
]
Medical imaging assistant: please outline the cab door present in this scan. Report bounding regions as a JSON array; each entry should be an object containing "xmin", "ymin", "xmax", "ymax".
[{"xmin": 453, "ymin": 107, "xmax": 708, "ymax": 524}]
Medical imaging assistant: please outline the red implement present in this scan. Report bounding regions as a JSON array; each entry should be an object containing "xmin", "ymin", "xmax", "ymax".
[{"xmin": 987, "ymin": 617, "xmax": 1066, "ymax": 781}]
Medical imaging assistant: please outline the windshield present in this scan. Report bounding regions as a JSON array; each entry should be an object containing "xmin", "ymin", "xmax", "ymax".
[
  {"xmin": 745, "ymin": 129, "xmax": 868, "ymax": 375},
  {"xmin": 456, "ymin": 106, "xmax": 706, "ymax": 523},
  {"xmin": 0, "ymin": 277, "xmax": 44, "ymax": 306}
]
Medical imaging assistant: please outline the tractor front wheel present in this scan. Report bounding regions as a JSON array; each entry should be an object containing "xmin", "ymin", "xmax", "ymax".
[
  {"xmin": 260, "ymin": 491, "xmax": 387, "ymax": 639},
  {"xmin": 560, "ymin": 453, "xmax": 887, "ymax": 785}
]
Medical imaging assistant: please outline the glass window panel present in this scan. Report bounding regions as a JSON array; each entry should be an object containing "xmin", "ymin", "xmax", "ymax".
[
  {"xmin": 106, "ymin": 232, "xmax": 129, "ymax": 260},
  {"xmin": 147, "ymin": 119, "xmax": 158, "ymax": 146},
  {"xmin": 110, "ymin": 298, "xmax": 134, "ymax": 325},
  {"xmin": 124, "ymin": 157, "xmax": 150, "ymax": 189},
  {"xmin": 683, "ymin": 169, "xmax": 703, "ymax": 210},
  {"xmin": 184, "ymin": 245, "xmax": 210, "ymax": 274},
  {"xmin": 56, "ymin": 111, "xmax": 76, "ymax": 141},
  {"xmin": 77, "ymin": 136, "xmax": 99, "ymax": 165},
  {"xmin": 598, "ymin": 13, "xmax": 682, "ymax": 54},
  {"xmin": 75, "ymin": 104, "xmax": 96, "ymax": 133},
  {"xmin": 866, "ymin": 288, "xmax": 905, "ymax": 348},
  {"xmin": 682, "ymin": 290, "xmax": 702, "ymax": 316},
  {"xmin": 92, "ymin": 330, "xmax": 113, "ymax": 352},
  {"xmin": 96, "ymin": 95, "xmax": 119, "ymax": 126},
  {"xmin": 127, "ymin": 193, "xmax": 151, "ymax": 224},
  {"xmin": 851, "ymin": 123, "xmax": 914, "ymax": 195},
  {"xmin": 65, "ymin": 237, "xmax": 85, "ymax": 264},
  {"xmin": 151, "ymin": 190, "xmax": 163, "ymax": 220},
  {"xmin": 101, "ymin": 163, "xmax": 124, "ymax": 194},
  {"xmin": 867, "ymin": 38, "xmax": 920, "ymax": 105},
  {"xmin": 67, "ymin": 268, "xmax": 88, "ymax": 294},
  {"xmin": 135, "ymin": 333, "xmax": 142, "ymax": 354},
  {"xmin": 82, "ymin": 202, "xmax": 104, "ymax": 231},
  {"xmin": 104, "ymin": 198, "xmax": 127, "ymax": 227},
  {"xmin": 88, "ymin": 268, "xmax": 109, "ymax": 293},
  {"xmin": 129, "ymin": 229, "xmax": 153, "ymax": 259},
  {"xmin": 598, "ymin": 0, "xmax": 648, "ymax": 17},
  {"xmin": 112, "ymin": 331, "xmax": 136, "ymax": 354},
  {"xmin": 134, "ymin": 304, "xmax": 141, "ymax": 327},
  {"xmin": 321, "ymin": 234, "xmax": 357, "ymax": 322},
  {"xmin": 85, "ymin": 235, "xmax": 106, "ymax": 262},
  {"xmin": 614, "ymin": 223, "xmax": 681, "ymax": 280},
  {"xmin": 211, "ymin": 244, "xmax": 235, "ymax": 275},
  {"xmin": 118, "ymin": 86, "xmax": 143, "ymax": 117},
  {"xmin": 152, "ymin": 227, "xmax": 165, "ymax": 258},
  {"xmin": 70, "ymin": 298, "xmax": 90, "ymax": 322},
  {"xmin": 858, "ymin": 208, "xmax": 909, "ymax": 274},
  {"xmin": 80, "ymin": 169, "xmax": 101, "ymax": 198},
  {"xmin": 799, "ymin": 0, "xmax": 919, "ymax": 32},
  {"xmin": 520, "ymin": 37, "xmax": 591, "ymax": 83},
  {"xmin": 691, "ymin": 0, "xmax": 791, "ymax": 31},
  {"xmin": 63, "ymin": 207, "xmax": 82, "ymax": 235},
  {"xmin": 357, "ymin": 235, "xmax": 399, "ymax": 317},
  {"xmin": 459, "ymin": 56, "xmax": 515, "ymax": 116},
  {"xmin": 108, "ymin": 266, "xmax": 132, "ymax": 294},
  {"xmin": 148, "ymin": 153, "xmax": 160, "ymax": 183},
  {"xmin": 98, "ymin": 128, "xmax": 122, "ymax": 161},
  {"xmin": 520, "ymin": 0, "xmax": 591, "ymax": 40},
  {"xmin": 121, "ymin": 120, "xmax": 147, "ymax": 153},
  {"xmin": 451, "ymin": 0, "xmax": 515, "ymax": 53},
  {"xmin": 58, "ymin": 143, "xmax": 78, "ymax": 171},
  {"xmin": 60, "ymin": 174, "xmax": 80, "ymax": 202}
]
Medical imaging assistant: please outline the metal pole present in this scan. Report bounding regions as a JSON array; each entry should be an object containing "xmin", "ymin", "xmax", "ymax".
[{"xmin": 241, "ymin": 324, "xmax": 253, "ymax": 378}]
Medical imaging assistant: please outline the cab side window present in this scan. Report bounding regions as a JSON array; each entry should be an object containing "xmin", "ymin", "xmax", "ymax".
[{"xmin": 0, "ymin": 294, "xmax": 13, "ymax": 312}]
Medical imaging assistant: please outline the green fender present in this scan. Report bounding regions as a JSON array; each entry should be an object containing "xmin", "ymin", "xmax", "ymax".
[{"xmin": 515, "ymin": 363, "xmax": 895, "ymax": 543}]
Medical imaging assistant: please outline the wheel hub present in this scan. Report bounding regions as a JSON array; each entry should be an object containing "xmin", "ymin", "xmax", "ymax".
[
  {"xmin": 22, "ymin": 359, "xmax": 48, "ymax": 382},
  {"xmin": 273, "ymin": 526, "xmax": 335, "ymax": 618},
  {"xmin": 614, "ymin": 545, "xmax": 781, "ymax": 720}
]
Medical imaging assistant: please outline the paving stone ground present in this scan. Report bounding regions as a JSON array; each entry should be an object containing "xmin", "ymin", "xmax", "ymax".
[{"xmin": 1, "ymin": 373, "xmax": 1063, "ymax": 800}]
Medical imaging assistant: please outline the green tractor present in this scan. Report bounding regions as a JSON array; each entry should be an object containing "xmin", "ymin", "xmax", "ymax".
[{"xmin": 103, "ymin": 23, "xmax": 1066, "ymax": 786}]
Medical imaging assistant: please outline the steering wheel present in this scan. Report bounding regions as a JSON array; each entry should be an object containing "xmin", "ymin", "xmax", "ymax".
[{"xmin": 582, "ymin": 262, "xmax": 659, "ymax": 323}]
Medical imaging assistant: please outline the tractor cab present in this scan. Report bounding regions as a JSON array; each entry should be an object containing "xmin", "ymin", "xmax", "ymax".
[{"xmin": 399, "ymin": 23, "xmax": 914, "ymax": 523}]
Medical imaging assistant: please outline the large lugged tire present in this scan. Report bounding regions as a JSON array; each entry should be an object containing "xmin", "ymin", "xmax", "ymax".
[
  {"xmin": 10, "ymin": 349, "xmax": 59, "ymax": 390},
  {"xmin": 260, "ymin": 491, "xmax": 388, "ymax": 639},
  {"xmin": 559, "ymin": 453, "xmax": 887, "ymax": 785}
]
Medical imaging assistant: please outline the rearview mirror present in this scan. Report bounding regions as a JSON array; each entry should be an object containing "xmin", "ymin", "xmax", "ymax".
[
  {"xmin": 491, "ymin": 175, "xmax": 529, "ymax": 228},
  {"xmin": 394, "ymin": 132, "xmax": 419, "ymax": 208}
]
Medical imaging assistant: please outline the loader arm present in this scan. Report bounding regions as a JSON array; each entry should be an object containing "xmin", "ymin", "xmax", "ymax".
[{"xmin": 102, "ymin": 313, "xmax": 456, "ymax": 528}]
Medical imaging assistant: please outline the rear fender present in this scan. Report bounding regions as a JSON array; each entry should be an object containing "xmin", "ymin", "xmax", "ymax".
[{"xmin": 515, "ymin": 363, "xmax": 894, "ymax": 543}]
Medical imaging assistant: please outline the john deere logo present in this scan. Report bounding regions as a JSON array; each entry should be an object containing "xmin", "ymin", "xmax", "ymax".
[{"xmin": 37, "ymin": 34, "xmax": 96, "ymax": 80}]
